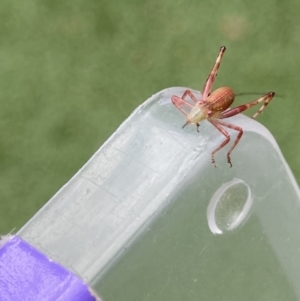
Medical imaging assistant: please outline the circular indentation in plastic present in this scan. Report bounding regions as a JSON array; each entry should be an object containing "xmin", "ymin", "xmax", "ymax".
[{"xmin": 207, "ymin": 178, "xmax": 253, "ymax": 234}]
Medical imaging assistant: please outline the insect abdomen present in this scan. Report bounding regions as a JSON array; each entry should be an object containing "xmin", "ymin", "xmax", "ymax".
[{"xmin": 207, "ymin": 87, "xmax": 235, "ymax": 111}]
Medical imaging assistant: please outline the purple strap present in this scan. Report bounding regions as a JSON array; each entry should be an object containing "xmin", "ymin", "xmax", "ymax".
[{"xmin": 0, "ymin": 236, "xmax": 97, "ymax": 301}]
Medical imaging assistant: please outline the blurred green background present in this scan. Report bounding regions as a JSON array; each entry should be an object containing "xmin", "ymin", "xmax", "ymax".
[{"xmin": 0, "ymin": 0, "xmax": 299, "ymax": 234}]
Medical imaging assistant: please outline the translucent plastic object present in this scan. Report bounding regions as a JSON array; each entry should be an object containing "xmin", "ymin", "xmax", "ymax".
[{"xmin": 18, "ymin": 88, "xmax": 300, "ymax": 301}]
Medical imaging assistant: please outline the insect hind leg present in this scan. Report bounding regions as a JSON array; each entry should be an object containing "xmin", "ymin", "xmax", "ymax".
[{"xmin": 219, "ymin": 92, "xmax": 275, "ymax": 119}]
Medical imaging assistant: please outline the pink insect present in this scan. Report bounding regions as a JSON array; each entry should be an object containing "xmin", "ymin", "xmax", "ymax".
[{"xmin": 171, "ymin": 46, "xmax": 275, "ymax": 167}]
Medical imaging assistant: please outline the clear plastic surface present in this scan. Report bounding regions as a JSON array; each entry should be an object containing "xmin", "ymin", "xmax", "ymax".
[{"xmin": 18, "ymin": 88, "xmax": 300, "ymax": 301}]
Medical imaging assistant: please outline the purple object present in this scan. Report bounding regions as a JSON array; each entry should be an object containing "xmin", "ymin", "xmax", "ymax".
[{"xmin": 0, "ymin": 236, "xmax": 97, "ymax": 301}]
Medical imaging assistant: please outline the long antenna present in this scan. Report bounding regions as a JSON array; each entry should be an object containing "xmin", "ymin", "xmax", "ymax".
[
  {"xmin": 235, "ymin": 92, "xmax": 283, "ymax": 97},
  {"xmin": 182, "ymin": 121, "xmax": 189, "ymax": 128}
]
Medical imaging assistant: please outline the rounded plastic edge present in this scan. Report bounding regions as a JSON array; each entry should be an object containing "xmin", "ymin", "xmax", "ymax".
[{"xmin": 0, "ymin": 235, "xmax": 98, "ymax": 301}]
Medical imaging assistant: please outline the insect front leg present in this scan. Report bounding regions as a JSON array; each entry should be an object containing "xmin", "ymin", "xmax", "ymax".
[
  {"xmin": 171, "ymin": 88, "xmax": 201, "ymax": 116},
  {"xmin": 180, "ymin": 90, "xmax": 199, "ymax": 104},
  {"xmin": 171, "ymin": 95, "xmax": 194, "ymax": 116}
]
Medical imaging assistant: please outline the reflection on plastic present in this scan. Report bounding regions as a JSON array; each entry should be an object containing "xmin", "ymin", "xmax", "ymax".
[{"xmin": 207, "ymin": 178, "xmax": 253, "ymax": 234}]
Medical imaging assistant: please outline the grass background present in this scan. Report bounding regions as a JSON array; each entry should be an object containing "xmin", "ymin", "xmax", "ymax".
[{"xmin": 0, "ymin": 0, "xmax": 299, "ymax": 234}]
